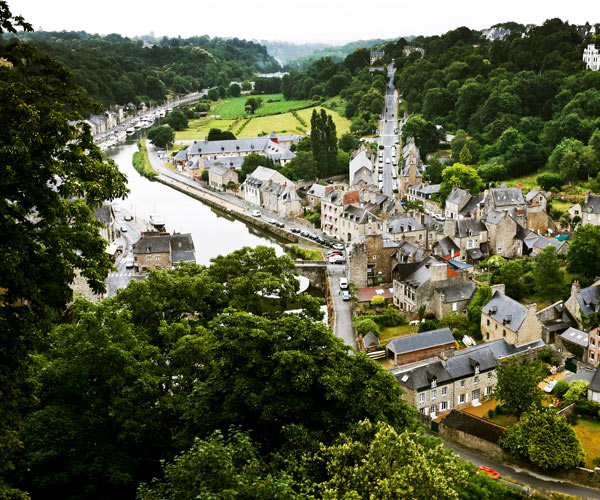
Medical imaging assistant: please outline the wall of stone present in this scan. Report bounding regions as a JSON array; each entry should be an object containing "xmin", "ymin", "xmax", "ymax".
[{"xmin": 294, "ymin": 261, "xmax": 327, "ymax": 290}]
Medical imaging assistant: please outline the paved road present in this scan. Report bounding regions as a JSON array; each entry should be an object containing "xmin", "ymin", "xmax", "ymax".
[
  {"xmin": 443, "ymin": 438, "xmax": 600, "ymax": 499},
  {"xmin": 376, "ymin": 63, "xmax": 399, "ymax": 196},
  {"xmin": 327, "ymin": 263, "xmax": 356, "ymax": 349}
]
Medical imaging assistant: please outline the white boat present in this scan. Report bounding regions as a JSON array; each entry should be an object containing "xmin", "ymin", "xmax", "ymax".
[
  {"xmin": 142, "ymin": 119, "xmax": 154, "ymax": 128},
  {"xmin": 116, "ymin": 130, "xmax": 127, "ymax": 142},
  {"xmin": 133, "ymin": 121, "xmax": 142, "ymax": 130},
  {"xmin": 149, "ymin": 211, "xmax": 166, "ymax": 231},
  {"xmin": 126, "ymin": 127, "xmax": 136, "ymax": 135}
]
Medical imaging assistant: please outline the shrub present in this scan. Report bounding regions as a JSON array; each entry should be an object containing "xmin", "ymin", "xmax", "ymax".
[
  {"xmin": 538, "ymin": 348, "xmax": 558, "ymax": 367},
  {"xmin": 575, "ymin": 399, "xmax": 600, "ymax": 420},
  {"xmin": 553, "ymin": 379, "xmax": 569, "ymax": 398},
  {"xmin": 563, "ymin": 380, "xmax": 589, "ymax": 406},
  {"xmin": 371, "ymin": 296, "xmax": 386, "ymax": 307},
  {"xmin": 487, "ymin": 409, "xmax": 495, "ymax": 419}
]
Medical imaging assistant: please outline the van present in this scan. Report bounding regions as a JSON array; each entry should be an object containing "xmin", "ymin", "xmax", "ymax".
[
  {"xmin": 125, "ymin": 256, "xmax": 134, "ymax": 269},
  {"xmin": 339, "ymin": 277, "xmax": 348, "ymax": 289},
  {"xmin": 386, "ymin": 158, "xmax": 390, "ymax": 164},
  {"xmin": 379, "ymin": 174, "xmax": 383, "ymax": 181}
]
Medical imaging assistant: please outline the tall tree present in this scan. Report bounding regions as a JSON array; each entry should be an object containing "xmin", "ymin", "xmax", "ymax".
[
  {"xmin": 311, "ymin": 109, "xmax": 338, "ymax": 177},
  {"xmin": 147, "ymin": 124, "xmax": 175, "ymax": 149},
  {"xmin": 501, "ymin": 406, "xmax": 585, "ymax": 471},
  {"xmin": 439, "ymin": 163, "xmax": 483, "ymax": 203},
  {"xmin": 533, "ymin": 246, "xmax": 566, "ymax": 301},
  {"xmin": 567, "ymin": 224, "xmax": 600, "ymax": 280},
  {"xmin": 492, "ymin": 357, "xmax": 544, "ymax": 417},
  {"xmin": 0, "ymin": 38, "xmax": 127, "ymax": 497}
]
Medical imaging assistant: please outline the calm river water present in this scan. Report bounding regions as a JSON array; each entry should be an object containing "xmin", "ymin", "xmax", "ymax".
[{"xmin": 106, "ymin": 137, "xmax": 286, "ymax": 265}]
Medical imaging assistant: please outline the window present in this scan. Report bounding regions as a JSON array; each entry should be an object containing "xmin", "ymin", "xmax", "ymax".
[
  {"xmin": 497, "ymin": 247, "xmax": 502, "ymax": 253},
  {"xmin": 485, "ymin": 386, "xmax": 492, "ymax": 396},
  {"xmin": 440, "ymin": 401, "xmax": 448, "ymax": 411},
  {"xmin": 487, "ymin": 319, "xmax": 490, "ymax": 326},
  {"xmin": 474, "ymin": 376, "xmax": 479, "ymax": 385},
  {"xmin": 431, "ymin": 379, "xmax": 437, "ymax": 388},
  {"xmin": 430, "ymin": 404, "xmax": 436, "ymax": 415},
  {"xmin": 442, "ymin": 386, "xmax": 447, "ymax": 396},
  {"xmin": 472, "ymin": 389, "xmax": 480, "ymax": 401},
  {"xmin": 459, "ymin": 394, "xmax": 465, "ymax": 404},
  {"xmin": 474, "ymin": 365, "xmax": 479, "ymax": 375},
  {"xmin": 146, "ymin": 256, "xmax": 152, "ymax": 262},
  {"xmin": 591, "ymin": 352, "xmax": 595, "ymax": 361},
  {"xmin": 460, "ymin": 380, "xmax": 465, "ymax": 388},
  {"xmin": 452, "ymin": 302, "xmax": 457, "ymax": 312},
  {"xmin": 592, "ymin": 338, "xmax": 596, "ymax": 346},
  {"xmin": 419, "ymin": 393, "xmax": 425, "ymax": 403},
  {"xmin": 503, "ymin": 330, "xmax": 506, "ymax": 337},
  {"xmin": 155, "ymin": 256, "xmax": 160, "ymax": 262},
  {"xmin": 487, "ymin": 372, "xmax": 493, "ymax": 379},
  {"xmin": 419, "ymin": 407, "xmax": 426, "ymax": 415},
  {"xmin": 431, "ymin": 389, "xmax": 437, "ymax": 400}
]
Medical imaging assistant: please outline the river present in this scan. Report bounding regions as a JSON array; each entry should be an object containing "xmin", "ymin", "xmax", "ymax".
[{"xmin": 105, "ymin": 136, "xmax": 287, "ymax": 265}]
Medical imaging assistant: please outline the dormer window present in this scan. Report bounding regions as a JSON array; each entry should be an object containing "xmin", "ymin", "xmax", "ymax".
[
  {"xmin": 431, "ymin": 379, "xmax": 437, "ymax": 388},
  {"xmin": 474, "ymin": 365, "xmax": 479, "ymax": 375}
]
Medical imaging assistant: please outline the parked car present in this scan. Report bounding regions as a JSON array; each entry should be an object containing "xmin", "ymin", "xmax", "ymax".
[
  {"xmin": 124, "ymin": 214, "xmax": 133, "ymax": 221},
  {"xmin": 332, "ymin": 243, "xmax": 345, "ymax": 250},
  {"xmin": 291, "ymin": 227, "xmax": 300, "ymax": 233},
  {"xmin": 268, "ymin": 218, "xmax": 277, "ymax": 224},
  {"xmin": 124, "ymin": 255, "xmax": 134, "ymax": 269},
  {"xmin": 543, "ymin": 380, "xmax": 558, "ymax": 393},
  {"xmin": 476, "ymin": 466, "xmax": 500, "ymax": 479},
  {"xmin": 120, "ymin": 225, "xmax": 128, "ymax": 233},
  {"xmin": 339, "ymin": 277, "xmax": 348, "ymax": 289},
  {"xmin": 433, "ymin": 214, "xmax": 445, "ymax": 221},
  {"xmin": 329, "ymin": 255, "xmax": 345, "ymax": 264},
  {"xmin": 316, "ymin": 236, "xmax": 325, "ymax": 244},
  {"xmin": 251, "ymin": 210, "xmax": 261, "ymax": 217},
  {"xmin": 300, "ymin": 230, "xmax": 309, "ymax": 237},
  {"xmin": 341, "ymin": 290, "xmax": 351, "ymax": 301},
  {"xmin": 276, "ymin": 221, "xmax": 285, "ymax": 228},
  {"xmin": 327, "ymin": 250, "xmax": 342, "ymax": 258}
]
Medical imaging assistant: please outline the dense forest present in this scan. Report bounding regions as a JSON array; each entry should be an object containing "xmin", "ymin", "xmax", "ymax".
[
  {"xmin": 1, "ymin": 30, "xmax": 280, "ymax": 107},
  {"xmin": 281, "ymin": 19, "xmax": 600, "ymax": 186}
]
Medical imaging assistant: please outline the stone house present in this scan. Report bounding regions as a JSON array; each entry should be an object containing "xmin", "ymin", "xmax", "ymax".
[
  {"xmin": 522, "ymin": 232, "xmax": 568, "ymax": 257},
  {"xmin": 305, "ymin": 183, "xmax": 336, "ymax": 209},
  {"xmin": 587, "ymin": 328, "xmax": 600, "ymax": 367},
  {"xmin": 583, "ymin": 43, "xmax": 600, "ymax": 71},
  {"xmin": 392, "ymin": 338, "xmax": 544, "ymax": 419},
  {"xmin": 240, "ymin": 166, "xmax": 301, "ymax": 217},
  {"xmin": 406, "ymin": 183, "xmax": 440, "ymax": 203},
  {"xmin": 565, "ymin": 280, "xmax": 600, "ymax": 328},
  {"xmin": 339, "ymin": 205, "xmax": 383, "ymax": 243},
  {"xmin": 483, "ymin": 210, "xmax": 523, "ymax": 258},
  {"xmin": 484, "ymin": 185, "xmax": 527, "ymax": 227},
  {"xmin": 445, "ymin": 187, "xmax": 471, "ymax": 220},
  {"xmin": 347, "ymin": 234, "xmax": 400, "ymax": 288},
  {"xmin": 267, "ymin": 131, "xmax": 303, "ymax": 149},
  {"xmin": 399, "ymin": 138, "xmax": 424, "ymax": 196},
  {"xmin": 569, "ymin": 193, "xmax": 600, "ymax": 226},
  {"xmin": 558, "ymin": 327, "xmax": 589, "ymax": 362},
  {"xmin": 384, "ymin": 215, "xmax": 427, "ymax": 247},
  {"xmin": 386, "ymin": 327, "xmax": 455, "ymax": 366},
  {"xmin": 481, "ymin": 289, "xmax": 543, "ymax": 346},
  {"xmin": 392, "ymin": 257, "xmax": 474, "ymax": 318},
  {"xmin": 133, "ymin": 232, "xmax": 172, "ymax": 272},
  {"xmin": 525, "ymin": 188, "xmax": 548, "ymax": 213},
  {"xmin": 208, "ymin": 163, "xmax": 239, "ymax": 191},
  {"xmin": 133, "ymin": 231, "xmax": 196, "ymax": 273},
  {"xmin": 536, "ymin": 301, "xmax": 577, "ymax": 344},
  {"xmin": 439, "ymin": 219, "xmax": 488, "ymax": 263}
]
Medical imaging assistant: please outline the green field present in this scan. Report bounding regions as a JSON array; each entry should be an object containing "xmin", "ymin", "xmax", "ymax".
[
  {"xmin": 174, "ymin": 106, "xmax": 351, "ymax": 141},
  {"xmin": 296, "ymin": 106, "xmax": 351, "ymax": 136},
  {"xmin": 214, "ymin": 94, "xmax": 312, "ymax": 119},
  {"xmin": 572, "ymin": 418, "xmax": 600, "ymax": 468}
]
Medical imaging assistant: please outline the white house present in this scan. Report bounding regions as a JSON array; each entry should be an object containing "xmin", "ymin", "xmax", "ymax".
[{"xmin": 584, "ymin": 44, "xmax": 600, "ymax": 71}]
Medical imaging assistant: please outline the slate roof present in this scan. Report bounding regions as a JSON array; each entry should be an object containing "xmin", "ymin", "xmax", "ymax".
[
  {"xmin": 341, "ymin": 205, "xmax": 380, "ymax": 225},
  {"xmin": 94, "ymin": 203, "xmax": 114, "ymax": 226},
  {"xmin": 204, "ymin": 156, "xmax": 244, "ymax": 171},
  {"xmin": 435, "ymin": 236, "xmax": 460, "ymax": 257},
  {"xmin": 133, "ymin": 232, "xmax": 171, "ymax": 254},
  {"xmin": 588, "ymin": 365, "xmax": 600, "ymax": 393},
  {"xmin": 362, "ymin": 332, "xmax": 380, "ymax": 349},
  {"xmin": 307, "ymin": 183, "xmax": 327, "ymax": 199},
  {"xmin": 441, "ymin": 410, "xmax": 506, "ymax": 444},
  {"xmin": 525, "ymin": 188, "xmax": 546, "ymax": 203},
  {"xmin": 446, "ymin": 186, "xmax": 469, "ymax": 206},
  {"xmin": 387, "ymin": 216, "xmax": 425, "ymax": 234},
  {"xmin": 456, "ymin": 219, "xmax": 486, "ymax": 238},
  {"xmin": 460, "ymin": 193, "xmax": 484, "ymax": 217},
  {"xmin": 523, "ymin": 234, "xmax": 567, "ymax": 253},
  {"xmin": 436, "ymin": 281, "xmax": 477, "ymax": 303},
  {"xmin": 391, "ymin": 338, "xmax": 544, "ymax": 391},
  {"xmin": 481, "ymin": 290, "xmax": 527, "ymax": 332},
  {"xmin": 174, "ymin": 149, "xmax": 188, "ymax": 161},
  {"xmin": 209, "ymin": 163, "xmax": 232, "ymax": 176},
  {"xmin": 408, "ymin": 182, "xmax": 440, "ymax": 196},
  {"xmin": 583, "ymin": 193, "xmax": 600, "ymax": 214},
  {"xmin": 560, "ymin": 327, "xmax": 589, "ymax": 348},
  {"xmin": 170, "ymin": 233, "xmax": 196, "ymax": 263},
  {"xmin": 576, "ymin": 285, "xmax": 600, "ymax": 316},
  {"xmin": 352, "ymin": 166, "xmax": 373, "ymax": 186},
  {"xmin": 244, "ymin": 166, "xmax": 279, "ymax": 188},
  {"xmin": 485, "ymin": 210, "xmax": 506, "ymax": 225},
  {"xmin": 387, "ymin": 328, "xmax": 454, "ymax": 356},
  {"xmin": 491, "ymin": 186, "xmax": 526, "ymax": 206}
]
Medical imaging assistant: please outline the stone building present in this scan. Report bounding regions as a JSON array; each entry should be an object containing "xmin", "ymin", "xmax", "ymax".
[
  {"xmin": 93, "ymin": 202, "xmax": 117, "ymax": 245},
  {"xmin": 346, "ymin": 234, "xmax": 399, "ymax": 288},
  {"xmin": 321, "ymin": 189, "xmax": 360, "ymax": 239},
  {"xmin": 484, "ymin": 185, "xmax": 527, "ymax": 227},
  {"xmin": 392, "ymin": 257, "xmax": 474, "ymax": 318},
  {"xmin": 569, "ymin": 193, "xmax": 600, "ymax": 226},
  {"xmin": 439, "ymin": 219, "xmax": 488, "ymax": 263},
  {"xmin": 132, "ymin": 231, "xmax": 196, "ymax": 273},
  {"xmin": 406, "ymin": 183, "xmax": 440, "ymax": 203},
  {"xmin": 386, "ymin": 327, "xmax": 455, "ymax": 366},
  {"xmin": 584, "ymin": 43, "xmax": 600, "ymax": 71},
  {"xmin": 240, "ymin": 166, "xmax": 301, "ymax": 217},
  {"xmin": 536, "ymin": 301, "xmax": 577, "ymax": 345},
  {"xmin": 349, "ymin": 145, "xmax": 375, "ymax": 187},
  {"xmin": 339, "ymin": 205, "xmax": 383, "ymax": 243},
  {"xmin": 392, "ymin": 338, "xmax": 545, "ymax": 419},
  {"xmin": 565, "ymin": 279, "xmax": 600, "ymax": 328},
  {"xmin": 483, "ymin": 210, "xmax": 523, "ymax": 258},
  {"xmin": 481, "ymin": 290, "xmax": 543, "ymax": 346},
  {"xmin": 384, "ymin": 215, "xmax": 427, "ymax": 247},
  {"xmin": 399, "ymin": 137, "xmax": 423, "ymax": 196},
  {"xmin": 208, "ymin": 163, "xmax": 238, "ymax": 191}
]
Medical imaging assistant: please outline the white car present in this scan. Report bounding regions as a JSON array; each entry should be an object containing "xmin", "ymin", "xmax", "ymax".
[
  {"xmin": 332, "ymin": 243, "xmax": 345, "ymax": 250},
  {"xmin": 124, "ymin": 256, "xmax": 134, "ymax": 269},
  {"xmin": 341, "ymin": 290, "xmax": 351, "ymax": 301},
  {"xmin": 329, "ymin": 255, "xmax": 345, "ymax": 264},
  {"xmin": 543, "ymin": 380, "xmax": 558, "ymax": 393},
  {"xmin": 268, "ymin": 218, "xmax": 277, "ymax": 224},
  {"xmin": 339, "ymin": 277, "xmax": 348, "ymax": 289},
  {"xmin": 251, "ymin": 210, "xmax": 261, "ymax": 217},
  {"xmin": 123, "ymin": 214, "xmax": 133, "ymax": 221},
  {"xmin": 120, "ymin": 225, "xmax": 128, "ymax": 233}
]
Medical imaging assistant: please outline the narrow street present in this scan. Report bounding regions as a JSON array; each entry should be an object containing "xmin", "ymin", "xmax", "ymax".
[
  {"xmin": 327, "ymin": 263, "xmax": 356, "ymax": 349},
  {"xmin": 378, "ymin": 62, "xmax": 399, "ymax": 195},
  {"xmin": 442, "ymin": 438, "xmax": 600, "ymax": 499}
]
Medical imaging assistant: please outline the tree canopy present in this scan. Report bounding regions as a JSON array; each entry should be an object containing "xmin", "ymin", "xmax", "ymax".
[
  {"xmin": 492, "ymin": 357, "xmax": 545, "ymax": 417},
  {"xmin": 567, "ymin": 224, "xmax": 600, "ymax": 280}
]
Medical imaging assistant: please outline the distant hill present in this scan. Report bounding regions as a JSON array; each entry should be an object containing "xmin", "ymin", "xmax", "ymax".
[
  {"xmin": 259, "ymin": 40, "xmax": 332, "ymax": 64},
  {"xmin": 2, "ymin": 31, "xmax": 281, "ymax": 107},
  {"xmin": 282, "ymin": 37, "xmax": 414, "ymax": 70}
]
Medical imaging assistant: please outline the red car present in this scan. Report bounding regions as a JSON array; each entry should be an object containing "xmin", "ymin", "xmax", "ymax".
[{"xmin": 477, "ymin": 466, "xmax": 500, "ymax": 479}]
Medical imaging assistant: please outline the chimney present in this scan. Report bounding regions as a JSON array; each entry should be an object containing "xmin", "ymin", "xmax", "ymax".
[
  {"xmin": 571, "ymin": 280, "xmax": 581, "ymax": 298},
  {"xmin": 490, "ymin": 283, "xmax": 506, "ymax": 295},
  {"xmin": 443, "ymin": 219, "xmax": 455, "ymax": 237},
  {"xmin": 430, "ymin": 262, "xmax": 448, "ymax": 282}
]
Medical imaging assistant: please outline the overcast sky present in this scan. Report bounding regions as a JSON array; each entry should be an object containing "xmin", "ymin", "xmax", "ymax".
[{"xmin": 12, "ymin": 0, "xmax": 600, "ymax": 44}]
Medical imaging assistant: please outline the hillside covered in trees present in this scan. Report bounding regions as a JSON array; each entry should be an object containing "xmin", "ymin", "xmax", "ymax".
[
  {"xmin": 1, "ymin": 30, "xmax": 281, "ymax": 107},
  {"xmin": 281, "ymin": 19, "xmax": 600, "ymax": 185}
]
